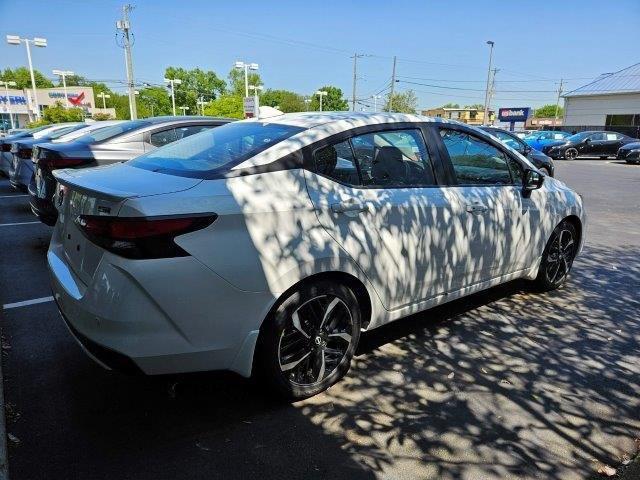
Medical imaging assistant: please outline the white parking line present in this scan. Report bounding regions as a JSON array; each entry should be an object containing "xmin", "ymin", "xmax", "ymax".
[
  {"xmin": 0, "ymin": 194, "xmax": 28, "ymax": 199},
  {"xmin": 3, "ymin": 296, "xmax": 54, "ymax": 310},
  {"xmin": 0, "ymin": 221, "xmax": 41, "ymax": 227}
]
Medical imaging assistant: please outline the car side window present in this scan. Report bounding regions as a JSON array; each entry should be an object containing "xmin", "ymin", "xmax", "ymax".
[
  {"xmin": 176, "ymin": 125, "xmax": 213, "ymax": 140},
  {"xmin": 150, "ymin": 128, "xmax": 178, "ymax": 147},
  {"xmin": 439, "ymin": 128, "xmax": 513, "ymax": 186},
  {"xmin": 605, "ymin": 133, "xmax": 620, "ymax": 141},
  {"xmin": 494, "ymin": 131, "xmax": 524, "ymax": 153},
  {"xmin": 589, "ymin": 133, "xmax": 605, "ymax": 141},
  {"xmin": 313, "ymin": 128, "xmax": 436, "ymax": 188}
]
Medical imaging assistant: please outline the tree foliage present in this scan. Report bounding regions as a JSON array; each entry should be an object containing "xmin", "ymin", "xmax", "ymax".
[
  {"xmin": 309, "ymin": 85, "xmax": 348, "ymax": 111},
  {"xmin": 43, "ymin": 101, "xmax": 84, "ymax": 123},
  {"xmin": 203, "ymin": 95, "xmax": 244, "ymax": 119},
  {"xmin": 386, "ymin": 90, "xmax": 418, "ymax": 113},
  {"xmin": 260, "ymin": 89, "xmax": 306, "ymax": 113},
  {"xmin": 464, "ymin": 103, "xmax": 484, "ymax": 110},
  {"xmin": 137, "ymin": 86, "xmax": 172, "ymax": 117},
  {"xmin": 227, "ymin": 68, "xmax": 262, "ymax": 96},
  {"xmin": 442, "ymin": 103, "xmax": 460, "ymax": 108},
  {"xmin": 534, "ymin": 104, "xmax": 563, "ymax": 118},
  {"xmin": 0, "ymin": 67, "xmax": 53, "ymax": 89},
  {"xmin": 164, "ymin": 67, "xmax": 226, "ymax": 114}
]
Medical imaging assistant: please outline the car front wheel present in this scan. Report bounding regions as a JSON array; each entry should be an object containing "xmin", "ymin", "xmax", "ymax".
[
  {"xmin": 255, "ymin": 280, "xmax": 361, "ymax": 400},
  {"xmin": 535, "ymin": 220, "xmax": 578, "ymax": 291},
  {"xmin": 564, "ymin": 148, "xmax": 578, "ymax": 160}
]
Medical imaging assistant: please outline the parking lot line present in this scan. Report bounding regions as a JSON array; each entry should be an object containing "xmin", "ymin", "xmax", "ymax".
[
  {"xmin": 0, "ymin": 221, "xmax": 42, "ymax": 227},
  {"xmin": 3, "ymin": 296, "xmax": 54, "ymax": 310},
  {"xmin": 0, "ymin": 194, "xmax": 29, "ymax": 199}
]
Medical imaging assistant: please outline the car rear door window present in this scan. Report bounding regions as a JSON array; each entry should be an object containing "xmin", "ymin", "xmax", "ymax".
[
  {"xmin": 313, "ymin": 128, "xmax": 436, "ymax": 188},
  {"xmin": 439, "ymin": 129, "xmax": 513, "ymax": 185},
  {"xmin": 175, "ymin": 125, "xmax": 213, "ymax": 140},
  {"xmin": 150, "ymin": 129, "xmax": 178, "ymax": 147}
]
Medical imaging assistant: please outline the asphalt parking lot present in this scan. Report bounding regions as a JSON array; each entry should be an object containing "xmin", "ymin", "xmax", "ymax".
[{"xmin": 1, "ymin": 160, "xmax": 639, "ymax": 480}]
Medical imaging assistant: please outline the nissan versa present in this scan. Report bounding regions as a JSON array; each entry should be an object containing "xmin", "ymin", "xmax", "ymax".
[{"xmin": 48, "ymin": 112, "xmax": 586, "ymax": 400}]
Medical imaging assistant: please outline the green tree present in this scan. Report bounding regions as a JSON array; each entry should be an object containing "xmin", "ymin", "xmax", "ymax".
[
  {"xmin": 260, "ymin": 89, "xmax": 306, "ymax": 113},
  {"xmin": 227, "ymin": 68, "xmax": 262, "ymax": 96},
  {"xmin": 309, "ymin": 85, "xmax": 348, "ymax": 111},
  {"xmin": 137, "ymin": 86, "xmax": 172, "ymax": 117},
  {"xmin": 534, "ymin": 104, "xmax": 563, "ymax": 118},
  {"xmin": 0, "ymin": 67, "xmax": 53, "ymax": 88},
  {"xmin": 464, "ymin": 103, "xmax": 484, "ymax": 110},
  {"xmin": 164, "ymin": 67, "xmax": 226, "ymax": 114},
  {"xmin": 386, "ymin": 90, "xmax": 418, "ymax": 113},
  {"xmin": 42, "ymin": 101, "xmax": 84, "ymax": 123},
  {"xmin": 203, "ymin": 95, "xmax": 244, "ymax": 119},
  {"xmin": 442, "ymin": 102, "xmax": 460, "ymax": 108}
]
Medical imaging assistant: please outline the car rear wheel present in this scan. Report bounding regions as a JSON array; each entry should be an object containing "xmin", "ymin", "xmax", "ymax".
[
  {"xmin": 564, "ymin": 148, "xmax": 578, "ymax": 160},
  {"xmin": 255, "ymin": 280, "xmax": 361, "ymax": 401},
  {"xmin": 535, "ymin": 220, "xmax": 578, "ymax": 291}
]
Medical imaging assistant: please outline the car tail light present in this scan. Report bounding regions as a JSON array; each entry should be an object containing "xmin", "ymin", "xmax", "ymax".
[
  {"xmin": 74, "ymin": 214, "xmax": 217, "ymax": 259},
  {"xmin": 36, "ymin": 151, "xmax": 86, "ymax": 169}
]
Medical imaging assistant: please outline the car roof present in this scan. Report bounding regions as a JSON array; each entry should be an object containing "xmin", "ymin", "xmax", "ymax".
[
  {"xmin": 242, "ymin": 111, "xmax": 443, "ymax": 129},
  {"xmin": 143, "ymin": 115, "xmax": 233, "ymax": 124}
]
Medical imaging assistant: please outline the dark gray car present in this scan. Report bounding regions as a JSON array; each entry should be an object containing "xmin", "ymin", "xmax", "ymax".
[
  {"xmin": 479, "ymin": 126, "xmax": 555, "ymax": 177},
  {"xmin": 29, "ymin": 116, "xmax": 232, "ymax": 225}
]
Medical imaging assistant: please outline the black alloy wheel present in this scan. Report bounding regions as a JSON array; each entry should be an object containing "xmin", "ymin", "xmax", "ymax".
[
  {"xmin": 256, "ymin": 280, "xmax": 361, "ymax": 400},
  {"xmin": 564, "ymin": 148, "xmax": 578, "ymax": 160},
  {"xmin": 536, "ymin": 220, "xmax": 578, "ymax": 291}
]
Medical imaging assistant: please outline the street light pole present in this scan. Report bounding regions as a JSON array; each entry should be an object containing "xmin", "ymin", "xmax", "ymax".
[
  {"xmin": 53, "ymin": 70, "xmax": 74, "ymax": 108},
  {"xmin": 197, "ymin": 96, "xmax": 207, "ymax": 116},
  {"xmin": 164, "ymin": 78, "xmax": 182, "ymax": 116},
  {"xmin": 315, "ymin": 90, "xmax": 328, "ymax": 112},
  {"xmin": 179, "ymin": 106, "xmax": 189, "ymax": 116},
  {"xmin": 117, "ymin": 4, "xmax": 137, "ymax": 120},
  {"xmin": 1, "ymin": 81, "xmax": 17, "ymax": 129},
  {"xmin": 97, "ymin": 92, "xmax": 111, "ymax": 111},
  {"xmin": 234, "ymin": 61, "xmax": 259, "ymax": 98},
  {"xmin": 373, "ymin": 94, "xmax": 381, "ymax": 113},
  {"xmin": 6, "ymin": 35, "xmax": 47, "ymax": 120},
  {"xmin": 482, "ymin": 40, "xmax": 495, "ymax": 126}
]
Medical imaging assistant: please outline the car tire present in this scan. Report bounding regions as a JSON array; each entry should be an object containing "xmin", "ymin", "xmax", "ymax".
[
  {"xmin": 535, "ymin": 220, "xmax": 578, "ymax": 292},
  {"xmin": 564, "ymin": 148, "xmax": 578, "ymax": 160},
  {"xmin": 255, "ymin": 280, "xmax": 361, "ymax": 401}
]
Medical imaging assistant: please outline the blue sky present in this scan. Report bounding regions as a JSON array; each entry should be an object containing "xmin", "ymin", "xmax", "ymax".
[{"xmin": 1, "ymin": 0, "xmax": 639, "ymax": 110}]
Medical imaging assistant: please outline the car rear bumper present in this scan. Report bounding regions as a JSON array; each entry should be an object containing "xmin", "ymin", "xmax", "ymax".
[
  {"xmin": 28, "ymin": 180, "xmax": 58, "ymax": 225},
  {"xmin": 48, "ymin": 240, "xmax": 275, "ymax": 377}
]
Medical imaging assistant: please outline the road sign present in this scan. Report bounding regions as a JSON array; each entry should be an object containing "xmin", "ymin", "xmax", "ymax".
[{"xmin": 243, "ymin": 96, "xmax": 258, "ymax": 118}]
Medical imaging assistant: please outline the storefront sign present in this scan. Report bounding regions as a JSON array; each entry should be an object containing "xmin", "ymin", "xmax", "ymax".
[{"xmin": 498, "ymin": 107, "xmax": 531, "ymax": 122}]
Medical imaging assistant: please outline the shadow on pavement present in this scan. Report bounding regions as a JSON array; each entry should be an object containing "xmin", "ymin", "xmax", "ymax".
[{"xmin": 4, "ymin": 245, "xmax": 640, "ymax": 480}]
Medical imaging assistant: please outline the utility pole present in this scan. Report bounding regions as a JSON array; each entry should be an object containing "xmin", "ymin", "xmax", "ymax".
[
  {"xmin": 351, "ymin": 53, "xmax": 359, "ymax": 111},
  {"xmin": 554, "ymin": 78, "xmax": 564, "ymax": 122},
  {"xmin": 486, "ymin": 68, "xmax": 498, "ymax": 125},
  {"xmin": 373, "ymin": 94, "xmax": 381, "ymax": 113},
  {"xmin": 389, "ymin": 55, "xmax": 397, "ymax": 112},
  {"xmin": 117, "ymin": 5, "xmax": 137, "ymax": 120},
  {"xmin": 482, "ymin": 40, "xmax": 495, "ymax": 125}
]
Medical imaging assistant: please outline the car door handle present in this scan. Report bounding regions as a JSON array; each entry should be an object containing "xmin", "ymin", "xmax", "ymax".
[
  {"xmin": 466, "ymin": 203, "xmax": 488, "ymax": 214},
  {"xmin": 331, "ymin": 201, "xmax": 368, "ymax": 214}
]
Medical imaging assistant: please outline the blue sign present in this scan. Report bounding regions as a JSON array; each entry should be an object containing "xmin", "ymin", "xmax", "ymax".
[
  {"xmin": 498, "ymin": 107, "xmax": 531, "ymax": 123},
  {"xmin": 0, "ymin": 95, "xmax": 27, "ymax": 105}
]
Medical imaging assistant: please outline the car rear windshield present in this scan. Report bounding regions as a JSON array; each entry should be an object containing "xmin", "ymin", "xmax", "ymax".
[
  {"xmin": 74, "ymin": 120, "xmax": 151, "ymax": 144},
  {"xmin": 128, "ymin": 121, "xmax": 306, "ymax": 178},
  {"xmin": 48, "ymin": 124, "xmax": 86, "ymax": 140}
]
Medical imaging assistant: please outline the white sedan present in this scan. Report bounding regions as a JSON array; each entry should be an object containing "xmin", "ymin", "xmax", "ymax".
[{"xmin": 48, "ymin": 112, "xmax": 586, "ymax": 400}]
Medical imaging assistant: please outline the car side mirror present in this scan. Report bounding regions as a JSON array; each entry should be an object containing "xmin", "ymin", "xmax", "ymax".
[
  {"xmin": 583, "ymin": 138, "xmax": 590, "ymax": 144},
  {"xmin": 522, "ymin": 169, "xmax": 544, "ymax": 197}
]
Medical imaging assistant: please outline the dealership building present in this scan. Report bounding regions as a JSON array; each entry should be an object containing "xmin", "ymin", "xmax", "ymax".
[
  {"xmin": 562, "ymin": 62, "xmax": 640, "ymax": 137},
  {"xmin": 0, "ymin": 86, "xmax": 115, "ymax": 128}
]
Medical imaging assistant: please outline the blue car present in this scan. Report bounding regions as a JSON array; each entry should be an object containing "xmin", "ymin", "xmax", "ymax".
[{"xmin": 524, "ymin": 131, "xmax": 572, "ymax": 152}]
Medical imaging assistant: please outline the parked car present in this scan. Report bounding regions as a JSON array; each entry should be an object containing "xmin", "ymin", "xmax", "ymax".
[
  {"xmin": 30, "ymin": 116, "xmax": 232, "ymax": 225},
  {"xmin": 479, "ymin": 126, "xmax": 555, "ymax": 176},
  {"xmin": 9, "ymin": 123, "xmax": 88, "ymax": 190},
  {"xmin": 48, "ymin": 112, "xmax": 586, "ymax": 400},
  {"xmin": 524, "ymin": 130, "xmax": 571, "ymax": 151},
  {"xmin": 544, "ymin": 131, "xmax": 637, "ymax": 160},
  {"xmin": 0, "ymin": 124, "xmax": 62, "ymax": 177},
  {"xmin": 617, "ymin": 141, "xmax": 640, "ymax": 164}
]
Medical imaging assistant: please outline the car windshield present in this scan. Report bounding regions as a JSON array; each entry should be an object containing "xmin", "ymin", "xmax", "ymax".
[
  {"xmin": 129, "ymin": 121, "xmax": 306, "ymax": 178},
  {"xmin": 566, "ymin": 132, "xmax": 591, "ymax": 142},
  {"xmin": 73, "ymin": 120, "xmax": 151, "ymax": 144}
]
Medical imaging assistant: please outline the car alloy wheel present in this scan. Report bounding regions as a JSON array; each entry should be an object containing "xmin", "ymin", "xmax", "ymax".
[
  {"xmin": 536, "ymin": 220, "xmax": 577, "ymax": 291},
  {"xmin": 256, "ymin": 280, "xmax": 361, "ymax": 400},
  {"xmin": 278, "ymin": 295, "xmax": 354, "ymax": 387},
  {"xmin": 564, "ymin": 148, "xmax": 578, "ymax": 160}
]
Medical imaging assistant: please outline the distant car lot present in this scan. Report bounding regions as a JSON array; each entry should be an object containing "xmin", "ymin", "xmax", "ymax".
[{"xmin": 1, "ymin": 159, "xmax": 639, "ymax": 480}]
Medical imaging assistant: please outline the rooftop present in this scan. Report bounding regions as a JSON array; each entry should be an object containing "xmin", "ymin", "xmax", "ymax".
[{"xmin": 564, "ymin": 63, "xmax": 640, "ymax": 97}]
